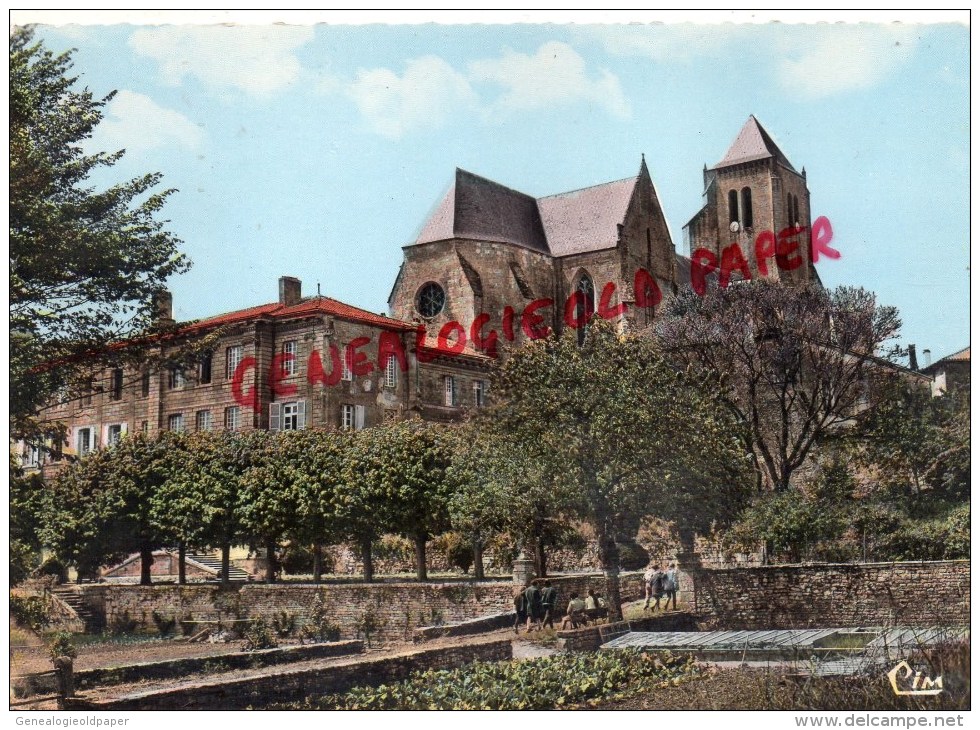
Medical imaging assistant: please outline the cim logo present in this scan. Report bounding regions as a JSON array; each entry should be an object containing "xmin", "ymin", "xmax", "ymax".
[{"xmin": 887, "ymin": 660, "xmax": 943, "ymax": 696}]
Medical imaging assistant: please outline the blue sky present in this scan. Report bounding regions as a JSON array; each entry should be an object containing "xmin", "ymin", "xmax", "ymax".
[{"xmin": 23, "ymin": 12, "xmax": 970, "ymax": 363}]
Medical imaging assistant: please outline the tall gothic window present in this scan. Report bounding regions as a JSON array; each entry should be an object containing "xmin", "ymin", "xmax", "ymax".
[
  {"xmin": 574, "ymin": 272, "xmax": 595, "ymax": 346},
  {"xmin": 741, "ymin": 187, "xmax": 753, "ymax": 229},
  {"xmin": 728, "ymin": 189, "xmax": 739, "ymax": 224}
]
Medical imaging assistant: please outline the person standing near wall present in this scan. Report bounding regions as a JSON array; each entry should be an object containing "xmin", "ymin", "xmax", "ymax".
[
  {"xmin": 664, "ymin": 562, "xmax": 679, "ymax": 611},
  {"xmin": 540, "ymin": 580, "xmax": 558, "ymax": 629}
]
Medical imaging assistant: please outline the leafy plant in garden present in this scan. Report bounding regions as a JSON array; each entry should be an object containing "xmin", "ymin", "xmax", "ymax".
[
  {"xmin": 300, "ymin": 593, "xmax": 341, "ymax": 643},
  {"xmin": 11, "ymin": 594, "xmax": 50, "ymax": 633},
  {"xmin": 241, "ymin": 618, "xmax": 278, "ymax": 652},
  {"xmin": 48, "ymin": 631, "xmax": 77, "ymax": 660},
  {"xmin": 270, "ymin": 611, "xmax": 295, "ymax": 638},
  {"xmin": 289, "ymin": 650, "xmax": 697, "ymax": 710}
]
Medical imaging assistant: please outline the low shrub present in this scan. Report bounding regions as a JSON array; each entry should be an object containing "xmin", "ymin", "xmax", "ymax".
[
  {"xmin": 271, "ymin": 610, "xmax": 295, "ymax": 638},
  {"xmin": 300, "ymin": 594, "xmax": 340, "ymax": 643},
  {"xmin": 10, "ymin": 594, "xmax": 49, "ymax": 633},
  {"xmin": 291, "ymin": 650, "xmax": 697, "ymax": 710},
  {"xmin": 48, "ymin": 631, "xmax": 78, "ymax": 661},
  {"xmin": 241, "ymin": 618, "xmax": 278, "ymax": 652}
]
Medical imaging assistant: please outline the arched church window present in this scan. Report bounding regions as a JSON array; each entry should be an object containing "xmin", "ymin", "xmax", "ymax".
[
  {"xmin": 415, "ymin": 282, "xmax": 446, "ymax": 318},
  {"xmin": 728, "ymin": 190, "xmax": 739, "ymax": 224},
  {"xmin": 792, "ymin": 195, "xmax": 800, "ymax": 226},
  {"xmin": 574, "ymin": 272, "xmax": 595, "ymax": 346},
  {"xmin": 787, "ymin": 193, "xmax": 793, "ymax": 224},
  {"xmin": 741, "ymin": 187, "xmax": 753, "ymax": 229}
]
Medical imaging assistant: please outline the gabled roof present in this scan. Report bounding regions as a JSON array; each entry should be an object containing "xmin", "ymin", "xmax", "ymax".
[
  {"xmin": 712, "ymin": 115, "xmax": 797, "ymax": 173},
  {"xmin": 183, "ymin": 295, "xmax": 416, "ymax": 334},
  {"xmin": 537, "ymin": 176, "xmax": 637, "ymax": 257},
  {"xmin": 413, "ymin": 166, "xmax": 641, "ymax": 258},
  {"xmin": 923, "ymin": 346, "xmax": 970, "ymax": 372},
  {"xmin": 415, "ymin": 169, "xmax": 548, "ymax": 252}
]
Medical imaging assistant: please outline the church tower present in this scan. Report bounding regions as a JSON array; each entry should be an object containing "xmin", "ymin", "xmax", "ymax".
[{"xmin": 684, "ymin": 115, "xmax": 817, "ymax": 285}]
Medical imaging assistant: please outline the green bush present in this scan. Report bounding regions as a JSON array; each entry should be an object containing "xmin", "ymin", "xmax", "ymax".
[
  {"xmin": 290, "ymin": 650, "xmax": 697, "ymax": 710},
  {"xmin": 271, "ymin": 610, "xmax": 295, "ymax": 638},
  {"xmin": 48, "ymin": 631, "xmax": 78, "ymax": 660},
  {"xmin": 432, "ymin": 532, "xmax": 474, "ymax": 574},
  {"xmin": 300, "ymin": 593, "xmax": 341, "ymax": 643},
  {"xmin": 355, "ymin": 607, "xmax": 384, "ymax": 647},
  {"xmin": 241, "ymin": 618, "xmax": 278, "ymax": 652},
  {"xmin": 10, "ymin": 594, "xmax": 50, "ymax": 633}
]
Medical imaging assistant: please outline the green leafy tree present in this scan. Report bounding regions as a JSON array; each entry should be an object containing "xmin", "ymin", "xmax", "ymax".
[
  {"xmin": 240, "ymin": 430, "xmax": 297, "ymax": 583},
  {"xmin": 333, "ymin": 429, "xmax": 388, "ymax": 582},
  {"xmin": 487, "ymin": 319, "xmax": 750, "ymax": 619},
  {"xmin": 46, "ymin": 432, "xmax": 182, "ymax": 583},
  {"xmin": 9, "ymin": 28, "xmax": 189, "ymax": 440},
  {"xmin": 357, "ymin": 421, "xmax": 458, "ymax": 581},
  {"xmin": 10, "ymin": 456, "xmax": 51, "ymax": 585},
  {"xmin": 654, "ymin": 281, "xmax": 903, "ymax": 493}
]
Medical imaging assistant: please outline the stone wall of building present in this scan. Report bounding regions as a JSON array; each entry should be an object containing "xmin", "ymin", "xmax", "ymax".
[{"xmin": 693, "ymin": 560, "xmax": 970, "ymax": 629}]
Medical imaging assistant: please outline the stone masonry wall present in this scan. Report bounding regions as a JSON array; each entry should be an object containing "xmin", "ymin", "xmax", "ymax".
[
  {"xmin": 68, "ymin": 572, "xmax": 646, "ymax": 643},
  {"xmin": 693, "ymin": 560, "xmax": 970, "ymax": 629}
]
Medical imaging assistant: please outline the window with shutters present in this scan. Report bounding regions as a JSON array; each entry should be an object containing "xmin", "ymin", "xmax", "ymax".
[
  {"xmin": 168, "ymin": 413, "xmax": 184, "ymax": 433},
  {"xmin": 473, "ymin": 380, "xmax": 486, "ymax": 408},
  {"xmin": 341, "ymin": 404, "xmax": 365, "ymax": 430},
  {"xmin": 140, "ymin": 421, "xmax": 149, "ymax": 434},
  {"xmin": 75, "ymin": 427, "xmax": 94, "ymax": 455},
  {"xmin": 224, "ymin": 406, "xmax": 240, "ymax": 431},
  {"xmin": 281, "ymin": 341, "xmax": 297, "ymax": 376},
  {"xmin": 270, "ymin": 401, "xmax": 306, "ymax": 432},
  {"xmin": 106, "ymin": 423, "xmax": 125, "ymax": 446},
  {"xmin": 196, "ymin": 410, "xmax": 212, "ymax": 432},
  {"xmin": 384, "ymin": 355, "xmax": 397, "ymax": 389},
  {"xmin": 445, "ymin": 376, "xmax": 457, "ymax": 407},
  {"xmin": 226, "ymin": 345, "xmax": 243, "ymax": 379},
  {"xmin": 81, "ymin": 378, "xmax": 94, "ymax": 407},
  {"xmin": 23, "ymin": 444, "xmax": 40, "ymax": 468},
  {"xmin": 141, "ymin": 371, "xmax": 151, "ymax": 398}
]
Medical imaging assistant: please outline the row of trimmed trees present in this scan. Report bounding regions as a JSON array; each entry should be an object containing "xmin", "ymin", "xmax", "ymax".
[{"xmin": 24, "ymin": 321, "xmax": 754, "ymax": 621}]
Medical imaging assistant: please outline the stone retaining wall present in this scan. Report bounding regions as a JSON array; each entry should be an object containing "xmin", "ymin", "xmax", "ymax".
[
  {"xmin": 68, "ymin": 636, "xmax": 513, "ymax": 710},
  {"xmin": 64, "ymin": 572, "xmax": 645, "ymax": 643},
  {"xmin": 693, "ymin": 560, "xmax": 970, "ymax": 629}
]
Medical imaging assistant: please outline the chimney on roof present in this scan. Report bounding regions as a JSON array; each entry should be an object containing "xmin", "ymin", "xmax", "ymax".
[
  {"xmin": 923, "ymin": 349, "xmax": 932, "ymax": 367},
  {"xmin": 908, "ymin": 344, "xmax": 918, "ymax": 371},
  {"xmin": 153, "ymin": 290, "xmax": 174, "ymax": 325},
  {"xmin": 279, "ymin": 276, "xmax": 301, "ymax": 306}
]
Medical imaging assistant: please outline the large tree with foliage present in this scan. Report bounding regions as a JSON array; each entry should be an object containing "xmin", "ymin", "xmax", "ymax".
[
  {"xmin": 653, "ymin": 281, "xmax": 903, "ymax": 493},
  {"xmin": 10, "ymin": 28, "xmax": 189, "ymax": 440},
  {"xmin": 487, "ymin": 319, "xmax": 751, "ymax": 620},
  {"xmin": 355, "ymin": 421, "xmax": 458, "ymax": 581}
]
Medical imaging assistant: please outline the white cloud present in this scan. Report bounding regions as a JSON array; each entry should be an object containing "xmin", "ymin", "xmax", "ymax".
[
  {"xmin": 469, "ymin": 41, "xmax": 629, "ymax": 119},
  {"xmin": 94, "ymin": 90, "xmax": 203, "ymax": 153},
  {"xmin": 347, "ymin": 56, "xmax": 478, "ymax": 139},
  {"xmin": 774, "ymin": 25, "xmax": 920, "ymax": 99},
  {"xmin": 583, "ymin": 23, "xmax": 737, "ymax": 63},
  {"xmin": 128, "ymin": 25, "xmax": 314, "ymax": 96},
  {"xmin": 341, "ymin": 41, "xmax": 629, "ymax": 139}
]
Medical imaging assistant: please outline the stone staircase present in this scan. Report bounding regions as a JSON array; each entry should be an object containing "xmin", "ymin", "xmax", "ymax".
[
  {"xmin": 186, "ymin": 554, "xmax": 251, "ymax": 581},
  {"xmin": 52, "ymin": 589, "xmax": 105, "ymax": 634}
]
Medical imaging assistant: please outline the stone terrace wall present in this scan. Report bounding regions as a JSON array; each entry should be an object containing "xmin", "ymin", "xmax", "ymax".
[
  {"xmin": 694, "ymin": 560, "xmax": 969, "ymax": 629},
  {"xmin": 68, "ymin": 572, "xmax": 644, "ymax": 643},
  {"xmin": 69, "ymin": 636, "xmax": 513, "ymax": 710}
]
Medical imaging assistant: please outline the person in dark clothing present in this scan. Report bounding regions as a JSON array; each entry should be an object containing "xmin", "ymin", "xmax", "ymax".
[
  {"xmin": 513, "ymin": 588, "xmax": 528, "ymax": 634},
  {"xmin": 540, "ymin": 580, "xmax": 558, "ymax": 629},
  {"xmin": 524, "ymin": 579, "xmax": 543, "ymax": 632}
]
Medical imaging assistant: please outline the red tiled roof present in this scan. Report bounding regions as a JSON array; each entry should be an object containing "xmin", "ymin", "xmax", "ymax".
[
  {"xmin": 936, "ymin": 346, "xmax": 970, "ymax": 363},
  {"xmin": 182, "ymin": 296, "xmax": 416, "ymax": 333}
]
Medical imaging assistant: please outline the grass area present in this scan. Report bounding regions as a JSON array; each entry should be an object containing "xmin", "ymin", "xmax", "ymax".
[{"xmin": 273, "ymin": 649, "xmax": 700, "ymax": 710}]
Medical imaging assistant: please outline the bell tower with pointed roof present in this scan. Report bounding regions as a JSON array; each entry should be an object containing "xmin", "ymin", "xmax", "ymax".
[{"xmin": 684, "ymin": 115, "xmax": 817, "ymax": 285}]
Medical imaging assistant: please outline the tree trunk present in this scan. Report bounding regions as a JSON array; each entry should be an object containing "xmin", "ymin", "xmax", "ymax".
[
  {"xmin": 312, "ymin": 542, "xmax": 323, "ymax": 584},
  {"xmin": 361, "ymin": 536, "xmax": 374, "ymax": 583},
  {"xmin": 414, "ymin": 534, "xmax": 428, "ymax": 581},
  {"xmin": 473, "ymin": 539, "xmax": 485, "ymax": 581},
  {"xmin": 139, "ymin": 544, "xmax": 154, "ymax": 586},
  {"xmin": 596, "ymin": 529, "xmax": 623, "ymax": 622},
  {"xmin": 534, "ymin": 537, "xmax": 547, "ymax": 578},
  {"xmin": 265, "ymin": 538, "xmax": 277, "ymax": 584},
  {"xmin": 177, "ymin": 542, "xmax": 186, "ymax": 585},
  {"xmin": 220, "ymin": 543, "xmax": 231, "ymax": 584}
]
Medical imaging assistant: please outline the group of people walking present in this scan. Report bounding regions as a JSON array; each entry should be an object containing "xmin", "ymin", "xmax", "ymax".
[
  {"xmin": 513, "ymin": 580, "xmax": 607, "ymax": 633},
  {"xmin": 643, "ymin": 562, "xmax": 678, "ymax": 611}
]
